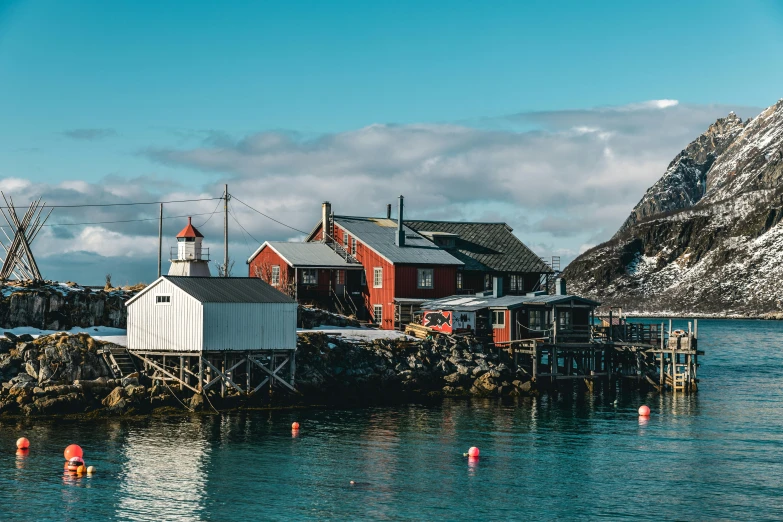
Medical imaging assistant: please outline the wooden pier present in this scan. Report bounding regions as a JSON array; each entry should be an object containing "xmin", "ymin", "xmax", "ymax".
[{"xmin": 497, "ymin": 318, "xmax": 702, "ymax": 393}]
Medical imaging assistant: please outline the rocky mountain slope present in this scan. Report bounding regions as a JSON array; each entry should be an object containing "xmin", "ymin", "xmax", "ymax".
[{"xmin": 564, "ymin": 99, "xmax": 783, "ymax": 316}]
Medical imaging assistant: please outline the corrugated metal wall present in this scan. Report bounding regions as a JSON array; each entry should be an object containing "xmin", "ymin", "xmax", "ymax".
[
  {"xmin": 127, "ymin": 279, "xmax": 204, "ymax": 352},
  {"xmin": 203, "ymin": 302, "xmax": 297, "ymax": 350}
]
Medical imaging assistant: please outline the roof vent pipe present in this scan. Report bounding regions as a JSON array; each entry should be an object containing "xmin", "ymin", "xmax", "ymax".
[
  {"xmin": 386, "ymin": 203, "xmax": 391, "ymax": 219},
  {"xmin": 395, "ymin": 196, "xmax": 405, "ymax": 247},
  {"xmin": 322, "ymin": 201, "xmax": 332, "ymax": 243}
]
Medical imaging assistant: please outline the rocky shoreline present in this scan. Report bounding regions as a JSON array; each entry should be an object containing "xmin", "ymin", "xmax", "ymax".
[{"xmin": 0, "ymin": 330, "xmax": 535, "ymax": 417}]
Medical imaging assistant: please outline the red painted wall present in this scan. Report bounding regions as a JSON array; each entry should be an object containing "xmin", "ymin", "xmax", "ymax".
[
  {"xmin": 395, "ymin": 265, "xmax": 457, "ymax": 300},
  {"xmin": 248, "ymin": 245, "xmax": 291, "ymax": 293},
  {"xmin": 492, "ymin": 310, "xmax": 511, "ymax": 344}
]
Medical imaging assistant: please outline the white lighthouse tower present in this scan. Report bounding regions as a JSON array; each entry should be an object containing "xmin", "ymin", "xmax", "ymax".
[{"xmin": 168, "ymin": 217, "xmax": 211, "ymax": 277}]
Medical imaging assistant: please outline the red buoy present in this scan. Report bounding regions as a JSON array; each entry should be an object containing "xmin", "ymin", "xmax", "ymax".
[
  {"xmin": 291, "ymin": 422, "xmax": 300, "ymax": 430},
  {"xmin": 64, "ymin": 444, "xmax": 83, "ymax": 461},
  {"xmin": 468, "ymin": 446, "xmax": 480, "ymax": 458},
  {"xmin": 16, "ymin": 437, "xmax": 29, "ymax": 450},
  {"xmin": 638, "ymin": 405, "xmax": 651, "ymax": 417}
]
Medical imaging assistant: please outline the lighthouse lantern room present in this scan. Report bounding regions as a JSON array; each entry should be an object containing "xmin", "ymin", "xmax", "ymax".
[{"xmin": 169, "ymin": 217, "xmax": 211, "ymax": 277}]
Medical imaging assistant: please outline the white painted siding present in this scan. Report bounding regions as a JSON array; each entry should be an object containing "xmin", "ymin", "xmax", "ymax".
[
  {"xmin": 127, "ymin": 279, "xmax": 204, "ymax": 352},
  {"xmin": 202, "ymin": 302, "xmax": 297, "ymax": 351}
]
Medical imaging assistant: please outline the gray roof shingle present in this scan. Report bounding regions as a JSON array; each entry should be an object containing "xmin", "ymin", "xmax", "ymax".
[
  {"xmin": 333, "ymin": 216, "xmax": 463, "ymax": 266},
  {"xmin": 405, "ymin": 221, "xmax": 553, "ymax": 274},
  {"xmin": 165, "ymin": 276, "xmax": 295, "ymax": 304}
]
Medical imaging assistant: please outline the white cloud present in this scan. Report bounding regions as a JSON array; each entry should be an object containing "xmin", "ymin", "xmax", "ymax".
[{"xmin": 0, "ymin": 99, "xmax": 762, "ymax": 284}]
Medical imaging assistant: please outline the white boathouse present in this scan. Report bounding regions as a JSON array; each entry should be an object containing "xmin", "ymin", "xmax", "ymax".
[{"xmin": 125, "ymin": 276, "xmax": 298, "ymax": 395}]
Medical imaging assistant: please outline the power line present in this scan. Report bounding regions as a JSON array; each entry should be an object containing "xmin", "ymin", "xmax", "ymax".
[
  {"xmin": 228, "ymin": 207, "xmax": 260, "ymax": 245},
  {"xmin": 196, "ymin": 198, "xmax": 223, "ymax": 228},
  {"xmin": 231, "ymin": 195, "xmax": 309, "ymax": 235},
  {"xmin": 0, "ymin": 211, "xmax": 216, "ymax": 229},
  {"xmin": 36, "ymin": 196, "xmax": 222, "ymax": 209}
]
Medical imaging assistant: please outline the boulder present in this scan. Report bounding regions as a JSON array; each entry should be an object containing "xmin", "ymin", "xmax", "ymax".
[
  {"xmin": 102, "ymin": 386, "xmax": 129, "ymax": 412},
  {"xmin": 189, "ymin": 393, "xmax": 205, "ymax": 411}
]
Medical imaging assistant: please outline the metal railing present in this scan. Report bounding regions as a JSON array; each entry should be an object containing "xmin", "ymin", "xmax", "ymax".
[{"xmin": 170, "ymin": 246, "xmax": 210, "ymax": 261}]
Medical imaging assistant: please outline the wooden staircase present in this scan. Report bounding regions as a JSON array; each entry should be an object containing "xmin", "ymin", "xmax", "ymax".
[{"xmin": 100, "ymin": 346, "xmax": 139, "ymax": 378}]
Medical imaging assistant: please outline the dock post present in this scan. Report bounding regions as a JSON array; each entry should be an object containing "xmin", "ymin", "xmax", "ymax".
[
  {"xmin": 179, "ymin": 356, "xmax": 184, "ymax": 391},
  {"xmin": 221, "ymin": 353, "xmax": 227, "ymax": 398},
  {"xmin": 246, "ymin": 354, "xmax": 251, "ymax": 395},
  {"xmin": 198, "ymin": 357, "xmax": 204, "ymax": 393}
]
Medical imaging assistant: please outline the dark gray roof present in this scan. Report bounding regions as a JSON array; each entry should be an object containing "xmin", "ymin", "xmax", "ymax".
[
  {"xmin": 250, "ymin": 241, "xmax": 360, "ymax": 268},
  {"xmin": 405, "ymin": 221, "xmax": 552, "ymax": 274},
  {"xmin": 333, "ymin": 216, "xmax": 463, "ymax": 266},
  {"xmin": 421, "ymin": 293, "xmax": 599, "ymax": 311},
  {"xmin": 165, "ymin": 276, "xmax": 296, "ymax": 304}
]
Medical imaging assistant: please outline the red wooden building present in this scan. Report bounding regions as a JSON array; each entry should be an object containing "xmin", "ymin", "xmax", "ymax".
[{"xmin": 306, "ymin": 199, "xmax": 464, "ymax": 329}]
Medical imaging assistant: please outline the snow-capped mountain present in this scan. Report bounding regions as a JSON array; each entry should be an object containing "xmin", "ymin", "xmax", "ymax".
[{"xmin": 564, "ymin": 99, "xmax": 783, "ymax": 316}]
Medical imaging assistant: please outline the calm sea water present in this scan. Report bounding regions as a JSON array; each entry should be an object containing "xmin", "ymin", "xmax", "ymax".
[{"xmin": 2, "ymin": 319, "xmax": 783, "ymax": 521}]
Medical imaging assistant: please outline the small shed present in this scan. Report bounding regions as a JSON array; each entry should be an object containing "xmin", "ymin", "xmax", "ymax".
[{"xmin": 125, "ymin": 276, "xmax": 298, "ymax": 395}]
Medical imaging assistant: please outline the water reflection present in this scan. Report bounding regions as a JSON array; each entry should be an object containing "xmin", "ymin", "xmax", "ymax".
[{"xmin": 116, "ymin": 418, "xmax": 210, "ymax": 521}]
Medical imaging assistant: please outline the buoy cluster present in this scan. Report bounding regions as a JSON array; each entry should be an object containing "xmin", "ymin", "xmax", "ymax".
[{"xmin": 63, "ymin": 444, "xmax": 94, "ymax": 475}]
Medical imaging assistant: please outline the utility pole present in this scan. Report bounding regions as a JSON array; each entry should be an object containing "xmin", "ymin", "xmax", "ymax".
[
  {"xmin": 157, "ymin": 203, "xmax": 163, "ymax": 278},
  {"xmin": 223, "ymin": 184, "xmax": 229, "ymax": 277}
]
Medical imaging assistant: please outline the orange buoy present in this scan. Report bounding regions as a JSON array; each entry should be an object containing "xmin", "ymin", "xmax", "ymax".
[
  {"xmin": 16, "ymin": 437, "xmax": 29, "ymax": 450},
  {"xmin": 468, "ymin": 446, "xmax": 480, "ymax": 458},
  {"xmin": 77, "ymin": 465, "xmax": 86, "ymax": 474},
  {"xmin": 638, "ymin": 405, "xmax": 651, "ymax": 417},
  {"xmin": 64, "ymin": 444, "xmax": 83, "ymax": 460},
  {"xmin": 291, "ymin": 422, "xmax": 300, "ymax": 430}
]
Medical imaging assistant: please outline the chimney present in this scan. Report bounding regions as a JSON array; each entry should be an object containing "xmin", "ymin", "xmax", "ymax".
[
  {"xmin": 555, "ymin": 277, "xmax": 566, "ymax": 295},
  {"xmin": 395, "ymin": 195, "xmax": 405, "ymax": 247},
  {"xmin": 493, "ymin": 276, "xmax": 504, "ymax": 298},
  {"xmin": 386, "ymin": 203, "xmax": 391, "ymax": 219},
  {"xmin": 322, "ymin": 201, "xmax": 331, "ymax": 243}
]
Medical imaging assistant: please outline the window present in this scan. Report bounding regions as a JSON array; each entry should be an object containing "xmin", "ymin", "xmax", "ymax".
[
  {"xmin": 484, "ymin": 274, "xmax": 492, "ymax": 290},
  {"xmin": 343, "ymin": 232, "xmax": 348, "ymax": 248},
  {"xmin": 351, "ymin": 238, "xmax": 357, "ymax": 255},
  {"xmin": 361, "ymin": 270, "xmax": 367, "ymax": 286},
  {"xmin": 492, "ymin": 310, "xmax": 505, "ymax": 329},
  {"xmin": 271, "ymin": 265, "xmax": 280, "ymax": 286},
  {"xmin": 456, "ymin": 271, "xmax": 463, "ymax": 290},
  {"xmin": 373, "ymin": 304, "xmax": 383, "ymax": 325},
  {"xmin": 510, "ymin": 275, "xmax": 519, "ymax": 292},
  {"xmin": 335, "ymin": 270, "xmax": 344, "ymax": 285},
  {"xmin": 417, "ymin": 268, "xmax": 433, "ymax": 289},
  {"xmin": 373, "ymin": 267, "xmax": 383, "ymax": 288},
  {"xmin": 529, "ymin": 310, "xmax": 544, "ymax": 331},
  {"xmin": 302, "ymin": 269, "xmax": 318, "ymax": 285},
  {"xmin": 558, "ymin": 310, "xmax": 572, "ymax": 329},
  {"xmin": 155, "ymin": 295, "xmax": 171, "ymax": 305}
]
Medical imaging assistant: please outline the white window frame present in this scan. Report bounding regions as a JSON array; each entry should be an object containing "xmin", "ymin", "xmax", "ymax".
[
  {"xmin": 510, "ymin": 274, "xmax": 517, "ymax": 292},
  {"xmin": 373, "ymin": 304, "xmax": 383, "ymax": 325},
  {"xmin": 456, "ymin": 271, "xmax": 463, "ymax": 290},
  {"xmin": 351, "ymin": 237, "xmax": 357, "ymax": 255},
  {"xmin": 302, "ymin": 269, "xmax": 318, "ymax": 285},
  {"xmin": 417, "ymin": 268, "xmax": 434, "ymax": 289},
  {"xmin": 492, "ymin": 310, "xmax": 505, "ymax": 329},
  {"xmin": 155, "ymin": 294, "xmax": 171, "ymax": 305},
  {"xmin": 373, "ymin": 267, "xmax": 383, "ymax": 288},
  {"xmin": 271, "ymin": 265, "xmax": 280, "ymax": 286},
  {"xmin": 558, "ymin": 310, "xmax": 572, "ymax": 329},
  {"xmin": 529, "ymin": 310, "xmax": 544, "ymax": 331},
  {"xmin": 343, "ymin": 233, "xmax": 348, "ymax": 248}
]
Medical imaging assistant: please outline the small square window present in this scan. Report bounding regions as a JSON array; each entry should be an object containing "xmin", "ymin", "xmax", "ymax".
[
  {"xmin": 156, "ymin": 295, "xmax": 171, "ymax": 305},
  {"xmin": 417, "ymin": 268, "xmax": 433, "ymax": 289},
  {"xmin": 373, "ymin": 267, "xmax": 383, "ymax": 288},
  {"xmin": 492, "ymin": 310, "xmax": 505, "ymax": 328},
  {"xmin": 302, "ymin": 269, "xmax": 318, "ymax": 285}
]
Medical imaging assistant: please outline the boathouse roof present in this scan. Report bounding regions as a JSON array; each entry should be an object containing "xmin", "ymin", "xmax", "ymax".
[
  {"xmin": 421, "ymin": 293, "xmax": 600, "ymax": 311},
  {"xmin": 127, "ymin": 276, "xmax": 295, "ymax": 306}
]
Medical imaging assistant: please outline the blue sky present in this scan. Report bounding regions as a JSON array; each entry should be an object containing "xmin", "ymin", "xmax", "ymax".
[{"xmin": 0, "ymin": 0, "xmax": 781, "ymax": 284}]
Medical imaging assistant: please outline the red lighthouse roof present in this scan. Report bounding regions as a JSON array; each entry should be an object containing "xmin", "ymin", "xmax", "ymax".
[{"xmin": 176, "ymin": 217, "xmax": 204, "ymax": 238}]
